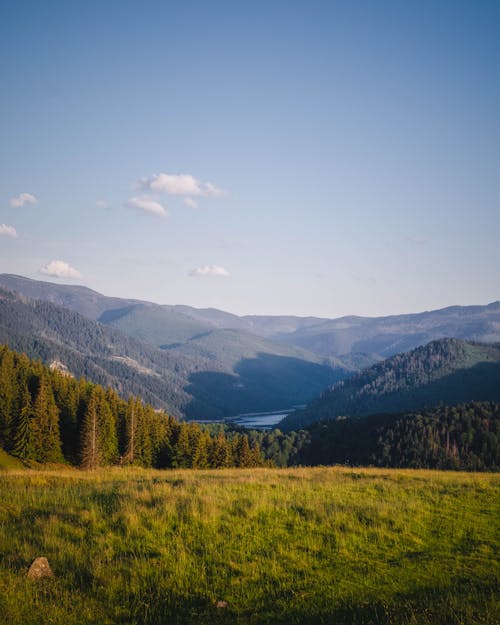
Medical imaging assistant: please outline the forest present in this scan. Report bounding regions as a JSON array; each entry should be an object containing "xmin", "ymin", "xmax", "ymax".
[
  {"xmin": 281, "ymin": 338, "xmax": 500, "ymax": 430},
  {"xmin": 1, "ymin": 343, "xmax": 499, "ymax": 471},
  {"xmin": 0, "ymin": 344, "xmax": 264, "ymax": 470}
]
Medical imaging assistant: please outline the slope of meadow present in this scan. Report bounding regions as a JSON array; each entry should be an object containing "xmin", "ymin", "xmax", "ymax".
[{"xmin": 0, "ymin": 466, "xmax": 498, "ymax": 624}]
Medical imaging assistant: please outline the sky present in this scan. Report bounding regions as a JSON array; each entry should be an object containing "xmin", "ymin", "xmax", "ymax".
[{"xmin": 1, "ymin": 0, "xmax": 499, "ymax": 318}]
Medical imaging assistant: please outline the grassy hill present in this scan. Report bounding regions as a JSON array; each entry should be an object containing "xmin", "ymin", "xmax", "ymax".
[
  {"xmin": 0, "ymin": 466, "xmax": 497, "ymax": 625},
  {"xmin": 280, "ymin": 339, "xmax": 500, "ymax": 430}
]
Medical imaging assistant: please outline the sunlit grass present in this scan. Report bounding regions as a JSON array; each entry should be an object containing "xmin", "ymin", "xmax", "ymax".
[{"xmin": 0, "ymin": 466, "xmax": 498, "ymax": 624}]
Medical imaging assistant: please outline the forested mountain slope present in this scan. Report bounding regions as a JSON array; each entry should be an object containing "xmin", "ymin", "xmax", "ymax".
[
  {"xmin": 0, "ymin": 288, "xmax": 343, "ymax": 419},
  {"xmin": 280, "ymin": 339, "xmax": 500, "ymax": 430},
  {"xmin": 0, "ymin": 344, "xmax": 264, "ymax": 469}
]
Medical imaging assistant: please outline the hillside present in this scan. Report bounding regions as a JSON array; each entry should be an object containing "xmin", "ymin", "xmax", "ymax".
[
  {"xmin": 1, "ymin": 275, "xmax": 499, "ymax": 362},
  {"xmin": 0, "ymin": 288, "xmax": 343, "ymax": 419},
  {"xmin": 0, "ymin": 343, "xmax": 263, "ymax": 469},
  {"xmin": 291, "ymin": 402, "xmax": 500, "ymax": 470},
  {"xmin": 280, "ymin": 338, "xmax": 500, "ymax": 430}
]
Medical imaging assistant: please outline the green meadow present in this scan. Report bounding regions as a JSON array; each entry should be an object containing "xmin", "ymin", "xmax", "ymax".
[{"xmin": 0, "ymin": 466, "xmax": 498, "ymax": 625}]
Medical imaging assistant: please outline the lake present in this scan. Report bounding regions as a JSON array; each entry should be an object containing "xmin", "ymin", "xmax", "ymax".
[{"xmin": 224, "ymin": 408, "xmax": 299, "ymax": 430}]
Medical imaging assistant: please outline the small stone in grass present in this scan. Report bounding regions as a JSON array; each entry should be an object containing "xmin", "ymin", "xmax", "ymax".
[{"xmin": 27, "ymin": 557, "xmax": 54, "ymax": 580}]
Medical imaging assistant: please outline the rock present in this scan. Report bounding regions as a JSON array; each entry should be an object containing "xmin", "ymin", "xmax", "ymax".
[{"xmin": 27, "ymin": 557, "xmax": 54, "ymax": 580}]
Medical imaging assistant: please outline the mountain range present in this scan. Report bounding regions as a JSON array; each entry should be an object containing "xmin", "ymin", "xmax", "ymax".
[
  {"xmin": 1, "ymin": 274, "xmax": 499, "ymax": 359},
  {"xmin": 0, "ymin": 273, "xmax": 499, "ymax": 423},
  {"xmin": 0, "ymin": 286, "xmax": 342, "ymax": 419}
]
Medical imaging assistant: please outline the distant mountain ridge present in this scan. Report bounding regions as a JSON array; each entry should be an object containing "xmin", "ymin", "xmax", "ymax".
[
  {"xmin": 0, "ymin": 287, "xmax": 344, "ymax": 419},
  {"xmin": 0, "ymin": 274, "xmax": 498, "ymax": 361},
  {"xmin": 280, "ymin": 338, "xmax": 500, "ymax": 431}
]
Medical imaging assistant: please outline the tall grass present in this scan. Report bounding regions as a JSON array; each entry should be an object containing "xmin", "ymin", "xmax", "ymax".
[{"xmin": 0, "ymin": 466, "xmax": 498, "ymax": 624}]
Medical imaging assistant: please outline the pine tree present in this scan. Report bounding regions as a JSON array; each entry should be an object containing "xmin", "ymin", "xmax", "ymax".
[
  {"xmin": 80, "ymin": 389, "xmax": 101, "ymax": 469},
  {"xmin": 123, "ymin": 397, "xmax": 138, "ymax": 464},
  {"xmin": 209, "ymin": 431, "xmax": 232, "ymax": 468},
  {"xmin": 12, "ymin": 386, "xmax": 34, "ymax": 460},
  {"xmin": 0, "ymin": 347, "xmax": 16, "ymax": 448},
  {"xmin": 31, "ymin": 375, "xmax": 63, "ymax": 463}
]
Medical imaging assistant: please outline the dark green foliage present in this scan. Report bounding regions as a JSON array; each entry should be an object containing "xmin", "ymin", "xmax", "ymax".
[
  {"xmin": 281, "ymin": 338, "xmax": 500, "ymax": 430},
  {"xmin": 0, "ymin": 344, "xmax": 265, "ymax": 470},
  {"xmin": 275, "ymin": 402, "xmax": 499, "ymax": 470}
]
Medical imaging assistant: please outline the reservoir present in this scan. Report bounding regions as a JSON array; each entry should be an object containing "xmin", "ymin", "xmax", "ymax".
[{"xmin": 225, "ymin": 408, "xmax": 297, "ymax": 430}]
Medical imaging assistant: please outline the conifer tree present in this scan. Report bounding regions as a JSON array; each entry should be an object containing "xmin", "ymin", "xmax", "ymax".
[
  {"xmin": 209, "ymin": 431, "xmax": 232, "ymax": 468},
  {"xmin": 80, "ymin": 388, "xmax": 102, "ymax": 469},
  {"xmin": 0, "ymin": 347, "xmax": 16, "ymax": 448},
  {"xmin": 12, "ymin": 386, "xmax": 34, "ymax": 460},
  {"xmin": 31, "ymin": 375, "xmax": 63, "ymax": 463},
  {"xmin": 123, "ymin": 396, "xmax": 138, "ymax": 464}
]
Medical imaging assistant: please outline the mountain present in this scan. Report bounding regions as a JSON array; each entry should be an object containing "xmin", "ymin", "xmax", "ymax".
[
  {"xmin": 0, "ymin": 275, "xmax": 333, "ymax": 353},
  {"xmin": 0, "ymin": 287, "xmax": 193, "ymax": 416},
  {"xmin": 280, "ymin": 338, "xmax": 500, "ymax": 431},
  {"xmin": 0, "ymin": 287, "xmax": 344, "ymax": 419},
  {"xmin": 272, "ymin": 304, "xmax": 500, "ymax": 358},
  {"xmin": 1, "ymin": 275, "xmax": 498, "ymax": 362}
]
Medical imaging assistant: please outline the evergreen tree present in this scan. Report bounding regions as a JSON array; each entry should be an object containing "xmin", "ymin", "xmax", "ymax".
[
  {"xmin": 80, "ymin": 388, "xmax": 102, "ymax": 469},
  {"xmin": 12, "ymin": 386, "xmax": 34, "ymax": 460},
  {"xmin": 31, "ymin": 375, "xmax": 63, "ymax": 463}
]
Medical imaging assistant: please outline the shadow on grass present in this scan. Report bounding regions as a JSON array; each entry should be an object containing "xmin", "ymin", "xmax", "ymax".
[{"xmin": 115, "ymin": 579, "xmax": 497, "ymax": 625}]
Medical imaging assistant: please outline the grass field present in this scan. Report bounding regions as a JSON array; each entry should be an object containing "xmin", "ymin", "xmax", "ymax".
[{"xmin": 0, "ymin": 466, "xmax": 498, "ymax": 624}]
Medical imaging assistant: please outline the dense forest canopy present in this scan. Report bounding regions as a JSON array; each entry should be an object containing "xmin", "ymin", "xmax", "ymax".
[{"xmin": 0, "ymin": 344, "xmax": 264, "ymax": 469}]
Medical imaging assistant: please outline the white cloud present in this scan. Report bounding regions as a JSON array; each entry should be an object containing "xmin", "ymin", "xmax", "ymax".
[
  {"xmin": 0, "ymin": 224, "xmax": 18, "ymax": 238},
  {"xmin": 10, "ymin": 192, "xmax": 37, "ymax": 207},
  {"xmin": 125, "ymin": 195, "xmax": 167, "ymax": 217},
  {"xmin": 183, "ymin": 197, "xmax": 198, "ymax": 208},
  {"xmin": 96, "ymin": 200, "xmax": 110, "ymax": 209},
  {"xmin": 139, "ymin": 173, "xmax": 226, "ymax": 197},
  {"xmin": 189, "ymin": 265, "xmax": 230, "ymax": 278},
  {"xmin": 40, "ymin": 260, "xmax": 82, "ymax": 279}
]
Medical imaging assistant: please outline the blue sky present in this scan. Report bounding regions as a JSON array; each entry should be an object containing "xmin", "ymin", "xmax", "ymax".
[{"xmin": 1, "ymin": 0, "xmax": 499, "ymax": 317}]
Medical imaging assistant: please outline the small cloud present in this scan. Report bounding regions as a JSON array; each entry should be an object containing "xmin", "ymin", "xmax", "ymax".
[
  {"xmin": 96, "ymin": 200, "xmax": 110, "ymax": 209},
  {"xmin": 0, "ymin": 224, "xmax": 18, "ymax": 238},
  {"xmin": 139, "ymin": 173, "xmax": 226, "ymax": 197},
  {"xmin": 40, "ymin": 260, "xmax": 82, "ymax": 279},
  {"xmin": 10, "ymin": 193, "xmax": 37, "ymax": 207},
  {"xmin": 125, "ymin": 195, "xmax": 167, "ymax": 217},
  {"xmin": 189, "ymin": 265, "xmax": 230, "ymax": 278},
  {"xmin": 183, "ymin": 197, "xmax": 198, "ymax": 208}
]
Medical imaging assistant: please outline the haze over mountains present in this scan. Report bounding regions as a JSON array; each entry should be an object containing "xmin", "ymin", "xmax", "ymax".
[
  {"xmin": 0, "ymin": 273, "xmax": 499, "ymax": 423},
  {"xmin": 1, "ymin": 274, "xmax": 499, "ymax": 356}
]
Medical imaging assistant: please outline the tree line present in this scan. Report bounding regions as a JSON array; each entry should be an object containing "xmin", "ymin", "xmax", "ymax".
[
  {"xmin": 244, "ymin": 402, "xmax": 499, "ymax": 470},
  {"xmin": 0, "ymin": 344, "xmax": 264, "ymax": 469}
]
